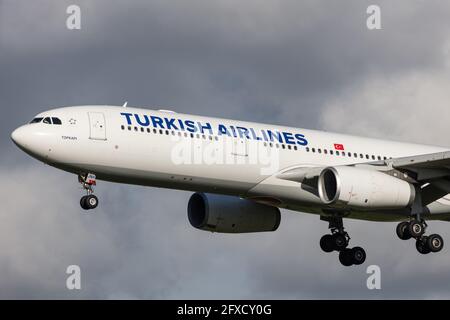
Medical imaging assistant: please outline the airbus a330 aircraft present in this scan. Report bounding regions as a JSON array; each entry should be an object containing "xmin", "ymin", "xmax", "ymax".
[{"xmin": 11, "ymin": 105, "xmax": 450, "ymax": 266}]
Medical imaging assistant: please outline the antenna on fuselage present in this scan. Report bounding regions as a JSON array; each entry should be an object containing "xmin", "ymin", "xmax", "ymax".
[{"xmin": 122, "ymin": 101, "xmax": 128, "ymax": 108}]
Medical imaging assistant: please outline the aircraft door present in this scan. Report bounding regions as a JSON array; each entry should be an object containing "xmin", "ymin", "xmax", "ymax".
[
  {"xmin": 88, "ymin": 112, "xmax": 107, "ymax": 140},
  {"xmin": 232, "ymin": 138, "xmax": 248, "ymax": 157}
]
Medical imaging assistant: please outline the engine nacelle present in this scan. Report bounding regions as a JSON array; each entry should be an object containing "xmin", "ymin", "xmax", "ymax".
[
  {"xmin": 187, "ymin": 193, "xmax": 281, "ymax": 233},
  {"xmin": 317, "ymin": 166, "xmax": 415, "ymax": 209}
]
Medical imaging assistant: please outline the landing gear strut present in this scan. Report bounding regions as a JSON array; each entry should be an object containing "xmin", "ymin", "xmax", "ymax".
[
  {"xmin": 78, "ymin": 173, "xmax": 99, "ymax": 210},
  {"xmin": 396, "ymin": 219, "xmax": 444, "ymax": 254},
  {"xmin": 320, "ymin": 216, "xmax": 366, "ymax": 267}
]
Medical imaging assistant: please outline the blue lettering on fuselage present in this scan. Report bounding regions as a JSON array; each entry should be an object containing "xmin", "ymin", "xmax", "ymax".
[
  {"xmin": 185, "ymin": 120, "xmax": 197, "ymax": 133},
  {"xmin": 164, "ymin": 118, "xmax": 178, "ymax": 130},
  {"xmin": 120, "ymin": 112, "xmax": 309, "ymax": 146}
]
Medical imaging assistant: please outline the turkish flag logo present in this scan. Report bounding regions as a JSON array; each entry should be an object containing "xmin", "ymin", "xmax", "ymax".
[{"xmin": 334, "ymin": 143, "xmax": 345, "ymax": 151}]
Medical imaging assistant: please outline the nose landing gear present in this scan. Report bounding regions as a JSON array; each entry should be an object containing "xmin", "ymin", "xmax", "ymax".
[{"xmin": 78, "ymin": 173, "xmax": 99, "ymax": 210}]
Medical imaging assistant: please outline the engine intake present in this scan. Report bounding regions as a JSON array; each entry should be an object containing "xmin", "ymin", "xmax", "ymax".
[
  {"xmin": 318, "ymin": 166, "xmax": 415, "ymax": 209},
  {"xmin": 188, "ymin": 193, "xmax": 281, "ymax": 233}
]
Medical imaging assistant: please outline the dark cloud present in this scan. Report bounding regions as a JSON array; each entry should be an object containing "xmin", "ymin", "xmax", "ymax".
[{"xmin": 1, "ymin": 0, "xmax": 450, "ymax": 298}]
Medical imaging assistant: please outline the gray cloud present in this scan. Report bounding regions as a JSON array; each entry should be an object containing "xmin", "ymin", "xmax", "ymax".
[
  {"xmin": 1, "ymin": 0, "xmax": 450, "ymax": 299},
  {"xmin": 320, "ymin": 70, "xmax": 450, "ymax": 146}
]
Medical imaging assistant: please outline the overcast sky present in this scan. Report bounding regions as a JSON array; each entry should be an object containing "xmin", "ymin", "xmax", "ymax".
[{"xmin": 1, "ymin": 0, "xmax": 450, "ymax": 299}]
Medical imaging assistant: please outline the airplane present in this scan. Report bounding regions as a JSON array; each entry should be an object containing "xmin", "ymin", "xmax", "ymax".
[{"xmin": 10, "ymin": 105, "xmax": 450, "ymax": 267}]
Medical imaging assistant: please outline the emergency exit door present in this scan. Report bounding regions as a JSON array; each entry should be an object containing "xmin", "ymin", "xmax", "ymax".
[{"xmin": 88, "ymin": 112, "xmax": 107, "ymax": 140}]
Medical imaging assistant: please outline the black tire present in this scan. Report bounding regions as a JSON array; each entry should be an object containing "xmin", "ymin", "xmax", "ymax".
[
  {"xmin": 427, "ymin": 234, "xmax": 444, "ymax": 253},
  {"xmin": 332, "ymin": 233, "xmax": 348, "ymax": 251},
  {"xmin": 350, "ymin": 247, "xmax": 366, "ymax": 265},
  {"xmin": 80, "ymin": 196, "xmax": 89, "ymax": 210},
  {"xmin": 85, "ymin": 195, "xmax": 99, "ymax": 209},
  {"xmin": 339, "ymin": 249, "xmax": 353, "ymax": 267},
  {"xmin": 320, "ymin": 235, "xmax": 334, "ymax": 253},
  {"xmin": 416, "ymin": 237, "xmax": 431, "ymax": 254},
  {"xmin": 408, "ymin": 220, "xmax": 425, "ymax": 238},
  {"xmin": 396, "ymin": 221, "xmax": 412, "ymax": 240}
]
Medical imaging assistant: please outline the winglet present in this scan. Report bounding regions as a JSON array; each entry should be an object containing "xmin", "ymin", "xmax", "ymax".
[{"xmin": 122, "ymin": 101, "xmax": 128, "ymax": 108}]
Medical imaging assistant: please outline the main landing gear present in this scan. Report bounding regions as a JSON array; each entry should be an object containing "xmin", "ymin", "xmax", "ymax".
[
  {"xmin": 320, "ymin": 216, "xmax": 366, "ymax": 267},
  {"xmin": 396, "ymin": 219, "xmax": 444, "ymax": 254},
  {"xmin": 78, "ymin": 173, "xmax": 99, "ymax": 211}
]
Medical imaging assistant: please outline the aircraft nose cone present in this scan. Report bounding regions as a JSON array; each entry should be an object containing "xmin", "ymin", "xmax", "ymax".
[{"xmin": 11, "ymin": 126, "xmax": 27, "ymax": 148}]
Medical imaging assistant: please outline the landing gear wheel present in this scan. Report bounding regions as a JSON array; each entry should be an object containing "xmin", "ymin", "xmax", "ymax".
[
  {"xmin": 350, "ymin": 247, "xmax": 366, "ymax": 265},
  {"xmin": 339, "ymin": 249, "xmax": 354, "ymax": 267},
  {"xmin": 85, "ymin": 195, "xmax": 99, "ymax": 210},
  {"xmin": 80, "ymin": 195, "xmax": 98, "ymax": 210},
  {"xmin": 408, "ymin": 220, "xmax": 425, "ymax": 238},
  {"xmin": 427, "ymin": 234, "xmax": 444, "ymax": 253},
  {"xmin": 396, "ymin": 221, "xmax": 412, "ymax": 240},
  {"xmin": 80, "ymin": 196, "xmax": 87, "ymax": 210},
  {"xmin": 320, "ymin": 235, "xmax": 334, "ymax": 253},
  {"xmin": 332, "ymin": 233, "xmax": 348, "ymax": 251},
  {"xmin": 416, "ymin": 236, "xmax": 431, "ymax": 254}
]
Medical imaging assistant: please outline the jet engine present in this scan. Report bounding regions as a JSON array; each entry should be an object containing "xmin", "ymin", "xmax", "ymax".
[
  {"xmin": 187, "ymin": 193, "xmax": 281, "ymax": 233},
  {"xmin": 317, "ymin": 166, "xmax": 415, "ymax": 209}
]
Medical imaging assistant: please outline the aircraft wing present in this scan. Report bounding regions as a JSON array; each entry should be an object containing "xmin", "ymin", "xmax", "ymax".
[
  {"xmin": 388, "ymin": 151, "xmax": 450, "ymax": 205},
  {"xmin": 276, "ymin": 151, "xmax": 450, "ymax": 206},
  {"xmin": 389, "ymin": 151, "xmax": 450, "ymax": 181}
]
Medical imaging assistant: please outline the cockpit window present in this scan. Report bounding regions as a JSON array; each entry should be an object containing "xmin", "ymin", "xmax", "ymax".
[
  {"xmin": 43, "ymin": 117, "xmax": 52, "ymax": 124},
  {"xmin": 29, "ymin": 116, "xmax": 62, "ymax": 125},
  {"xmin": 30, "ymin": 117, "xmax": 43, "ymax": 124},
  {"xmin": 52, "ymin": 117, "xmax": 62, "ymax": 125}
]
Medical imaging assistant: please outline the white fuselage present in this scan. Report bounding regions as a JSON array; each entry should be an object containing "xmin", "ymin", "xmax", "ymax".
[{"xmin": 11, "ymin": 105, "xmax": 450, "ymax": 222}]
